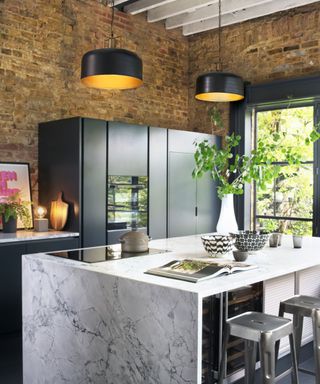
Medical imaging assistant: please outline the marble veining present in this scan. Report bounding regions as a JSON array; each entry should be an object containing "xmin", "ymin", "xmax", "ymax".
[
  {"xmin": 0, "ymin": 230, "xmax": 79, "ymax": 243},
  {"xmin": 22, "ymin": 233, "xmax": 320, "ymax": 383},
  {"xmin": 23, "ymin": 255, "xmax": 199, "ymax": 384}
]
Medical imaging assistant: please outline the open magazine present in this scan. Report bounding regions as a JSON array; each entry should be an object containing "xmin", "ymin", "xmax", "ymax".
[{"xmin": 145, "ymin": 259, "xmax": 257, "ymax": 283}]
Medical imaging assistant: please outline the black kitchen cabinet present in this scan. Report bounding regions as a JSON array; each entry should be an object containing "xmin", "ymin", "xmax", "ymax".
[
  {"xmin": 39, "ymin": 118, "xmax": 220, "ymax": 246},
  {"xmin": 149, "ymin": 127, "xmax": 167, "ymax": 240},
  {"xmin": 39, "ymin": 117, "xmax": 107, "ymax": 247},
  {"xmin": 0, "ymin": 237, "xmax": 79, "ymax": 334},
  {"xmin": 108, "ymin": 122, "xmax": 148, "ymax": 176},
  {"xmin": 167, "ymin": 129, "xmax": 220, "ymax": 237}
]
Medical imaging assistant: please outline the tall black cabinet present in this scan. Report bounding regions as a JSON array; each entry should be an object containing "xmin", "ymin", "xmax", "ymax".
[
  {"xmin": 39, "ymin": 118, "xmax": 219, "ymax": 247},
  {"xmin": 39, "ymin": 117, "xmax": 107, "ymax": 247}
]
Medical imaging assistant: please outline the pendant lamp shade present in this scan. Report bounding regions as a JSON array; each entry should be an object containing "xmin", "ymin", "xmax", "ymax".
[
  {"xmin": 195, "ymin": 72, "xmax": 244, "ymax": 102},
  {"xmin": 81, "ymin": 48, "xmax": 143, "ymax": 90}
]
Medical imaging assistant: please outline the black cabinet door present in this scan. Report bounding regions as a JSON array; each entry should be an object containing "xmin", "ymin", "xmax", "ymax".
[
  {"xmin": 108, "ymin": 122, "xmax": 148, "ymax": 176},
  {"xmin": 0, "ymin": 244, "xmax": 25, "ymax": 334},
  {"xmin": 168, "ymin": 152, "xmax": 197, "ymax": 237},
  {"xmin": 25, "ymin": 238, "xmax": 79, "ymax": 253},
  {"xmin": 149, "ymin": 127, "xmax": 167, "ymax": 239},
  {"xmin": 39, "ymin": 117, "xmax": 81, "ymax": 233},
  {"xmin": 82, "ymin": 119, "xmax": 107, "ymax": 247}
]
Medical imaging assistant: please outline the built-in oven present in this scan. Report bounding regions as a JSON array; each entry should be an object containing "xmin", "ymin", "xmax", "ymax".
[
  {"xmin": 107, "ymin": 175, "xmax": 148, "ymax": 244},
  {"xmin": 202, "ymin": 282, "xmax": 263, "ymax": 383}
]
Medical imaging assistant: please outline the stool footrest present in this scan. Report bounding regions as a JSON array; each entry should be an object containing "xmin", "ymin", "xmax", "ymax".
[
  {"xmin": 298, "ymin": 367, "xmax": 315, "ymax": 376},
  {"xmin": 274, "ymin": 368, "xmax": 292, "ymax": 383}
]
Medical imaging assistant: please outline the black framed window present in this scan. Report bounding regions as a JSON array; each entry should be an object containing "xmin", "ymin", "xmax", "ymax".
[
  {"xmin": 253, "ymin": 104, "xmax": 316, "ymax": 235},
  {"xmin": 230, "ymin": 75, "xmax": 320, "ymax": 236}
]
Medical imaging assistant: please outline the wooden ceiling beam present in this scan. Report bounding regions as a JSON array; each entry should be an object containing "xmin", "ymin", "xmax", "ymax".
[
  {"xmin": 183, "ymin": 0, "xmax": 319, "ymax": 36},
  {"xmin": 166, "ymin": 0, "xmax": 274, "ymax": 29},
  {"xmin": 147, "ymin": 0, "xmax": 219, "ymax": 23},
  {"xmin": 124, "ymin": 0, "xmax": 176, "ymax": 15}
]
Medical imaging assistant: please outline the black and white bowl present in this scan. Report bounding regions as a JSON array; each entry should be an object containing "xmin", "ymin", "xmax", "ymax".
[
  {"xmin": 231, "ymin": 231, "xmax": 269, "ymax": 252},
  {"xmin": 201, "ymin": 235, "xmax": 234, "ymax": 257}
]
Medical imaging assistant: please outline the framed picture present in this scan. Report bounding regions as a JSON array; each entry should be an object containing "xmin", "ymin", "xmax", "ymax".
[{"xmin": 0, "ymin": 162, "xmax": 33, "ymax": 229}]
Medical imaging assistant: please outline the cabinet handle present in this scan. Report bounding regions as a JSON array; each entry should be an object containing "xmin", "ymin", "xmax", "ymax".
[{"xmin": 195, "ymin": 206, "xmax": 198, "ymax": 216}]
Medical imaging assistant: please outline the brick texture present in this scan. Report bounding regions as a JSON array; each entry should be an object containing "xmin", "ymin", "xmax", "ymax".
[
  {"xmin": 189, "ymin": 2, "xmax": 320, "ymax": 135},
  {"xmin": 0, "ymin": 0, "xmax": 188, "ymax": 200},
  {"xmin": 1, "ymin": 1, "xmax": 320, "ymax": 200}
]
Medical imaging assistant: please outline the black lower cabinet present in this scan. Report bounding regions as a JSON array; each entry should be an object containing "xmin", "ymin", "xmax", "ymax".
[{"xmin": 0, "ymin": 237, "xmax": 79, "ymax": 334}]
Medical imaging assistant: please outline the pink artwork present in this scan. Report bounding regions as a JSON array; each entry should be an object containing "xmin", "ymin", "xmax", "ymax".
[
  {"xmin": 0, "ymin": 171, "xmax": 21, "ymax": 196},
  {"xmin": 0, "ymin": 163, "xmax": 33, "ymax": 229}
]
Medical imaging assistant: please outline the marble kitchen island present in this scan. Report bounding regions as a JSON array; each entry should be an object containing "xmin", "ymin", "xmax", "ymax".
[{"xmin": 22, "ymin": 235, "xmax": 320, "ymax": 384}]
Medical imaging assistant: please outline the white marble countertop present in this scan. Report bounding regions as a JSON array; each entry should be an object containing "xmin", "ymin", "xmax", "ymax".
[
  {"xmin": 0, "ymin": 230, "xmax": 79, "ymax": 243},
  {"xmin": 27, "ymin": 233, "xmax": 320, "ymax": 298}
]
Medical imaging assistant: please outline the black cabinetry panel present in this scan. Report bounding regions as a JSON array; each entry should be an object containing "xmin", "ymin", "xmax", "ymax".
[
  {"xmin": 82, "ymin": 119, "xmax": 107, "ymax": 247},
  {"xmin": 108, "ymin": 122, "xmax": 148, "ymax": 176},
  {"xmin": 0, "ymin": 237, "xmax": 79, "ymax": 334},
  {"xmin": 149, "ymin": 127, "xmax": 167, "ymax": 239},
  {"xmin": 39, "ymin": 118, "xmax": 81, "ymax": 233}
]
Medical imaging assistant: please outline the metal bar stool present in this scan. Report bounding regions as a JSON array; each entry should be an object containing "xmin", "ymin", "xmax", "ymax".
[
  {"xmin": 277, "ymin": 295, "xmax": 320, "ymax": 380},
  {"xmin": 218, "ymin": 311, "xmax": 299, "ymax": 384}
]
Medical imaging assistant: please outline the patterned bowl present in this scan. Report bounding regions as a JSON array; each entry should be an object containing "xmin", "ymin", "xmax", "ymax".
[
  {"xmin": 231, "ymin": 231, "xmax": 269, "ymax": 252},
  {"xmin": 201, "ymin": 235, "xmax": 234, "ymax": 257}
]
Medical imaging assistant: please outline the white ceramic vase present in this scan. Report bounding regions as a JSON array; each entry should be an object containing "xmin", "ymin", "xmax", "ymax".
[{"xmin": 216, "ymin": 194, "xmax": 238, "ymax": 234}]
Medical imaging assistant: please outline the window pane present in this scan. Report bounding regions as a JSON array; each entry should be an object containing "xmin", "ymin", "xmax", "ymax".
[
  {"xmin": 256, "ymin": 164, "xmax": 313, "ymax": 219},
  {"xmin": 256, "ymin": 106, "xmax": 314, "ymax": 162},
  {"xmin": 257, "ymin": 218, "xmax": 312, "ymax": 236}
]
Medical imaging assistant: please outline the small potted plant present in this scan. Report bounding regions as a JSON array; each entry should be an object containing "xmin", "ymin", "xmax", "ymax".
[
  {"xmin": 0, "ymin": 193, "xmax": 32, "ymax": 233},
  {"xmin": 291, "ymin": 222, "xmax": 306, "ymax": 249}
]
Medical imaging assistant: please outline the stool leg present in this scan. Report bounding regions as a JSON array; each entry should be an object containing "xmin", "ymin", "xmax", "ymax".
[
  {"xmin": 244, "ymin": 340, "xmax": 257, "ymax": 384},
  {"xmin": 289, "ymin": 332, "xmax": 299, "ymax": 384},
  {"xmin": 259, "ymin": 332, "xmax": 276, "ymax": 384},
  {"xmin": 292, "ymin": 313, "xmax": 303, "ymax": 364},
  {"xmin": 275, "ymin": 303, "xmax": 285, "ymax": 362},
  {"xmin": 218, "ymin": 324, "xmax": 230, "ymax": 384},
  {"xmin": 312, "ymin": 309, "xmax": 320, "ymax": 382}
]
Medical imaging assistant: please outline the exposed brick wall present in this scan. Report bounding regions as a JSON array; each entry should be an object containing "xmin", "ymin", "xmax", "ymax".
[
  {"xmin": 2, "ymin": 0, "xmax": 320, "ymax": 201},
  {"xmin": 188, "ymin": 2, "xmax": 320, "ymax": 135},
  {"xmin": 0, "ymin": 0, "xmax": 189, "ymax": 200}
]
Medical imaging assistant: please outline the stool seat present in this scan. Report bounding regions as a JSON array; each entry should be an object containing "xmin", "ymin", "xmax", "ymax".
[
  {"xmin": 228, "ymin": 311, "xmax": 292, "ymax": 342},
  {"xmin": 218, "ymin": 311, "xmax": 299, "ymax": 384},
  {"xmin": 279, "ymin": 294, "xmax": 320, "ymax": 381},
  {"xmin": 281, "ymin": 295, "xmax": 320, "ymax": 317}
]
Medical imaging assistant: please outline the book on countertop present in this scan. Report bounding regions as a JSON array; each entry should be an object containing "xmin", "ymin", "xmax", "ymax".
[{"xmin": 145, "ymin": 259, "xmax": 257, "ymax": 283}]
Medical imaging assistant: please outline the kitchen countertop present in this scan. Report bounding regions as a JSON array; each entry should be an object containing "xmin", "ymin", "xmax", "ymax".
[
  {"xmin": 0, "ymin": 230, "xmax": 79, "ymax": 243},
  {"xmin": 22, "ymin": 233, "xmax": 320, "ymax": 384},
  {"xmin": 29, "ymin": 233, "xmax": 320, "ymax": 298}
]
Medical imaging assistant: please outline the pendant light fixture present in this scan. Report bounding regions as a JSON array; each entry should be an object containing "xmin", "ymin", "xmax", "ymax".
[
  {"xmin": 195, "ymin": 0, "xmax": 244, "ymax": 102},
  {"xmin": 81, "ymin": 0, "xmax": 143, "ymax": 90}
]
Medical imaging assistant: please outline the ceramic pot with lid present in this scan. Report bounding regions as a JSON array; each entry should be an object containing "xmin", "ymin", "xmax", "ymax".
[{"xmin": 120, "ymin": 229, "xmax": 149, "ymax": 253}]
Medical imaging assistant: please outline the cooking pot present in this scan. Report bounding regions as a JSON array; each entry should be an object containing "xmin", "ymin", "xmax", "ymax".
[{"xmin": 120, "ymin": 229, "xmax": 149, "ymax": 253}]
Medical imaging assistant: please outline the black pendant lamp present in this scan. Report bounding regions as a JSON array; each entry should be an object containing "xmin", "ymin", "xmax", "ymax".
[
  {"xmin": 81, "ymin": 0, "xmax": 143, "ymax": 90},
  {"xmin": 195, "ymin": 0, "xmax": 244, "ymax": 102}
]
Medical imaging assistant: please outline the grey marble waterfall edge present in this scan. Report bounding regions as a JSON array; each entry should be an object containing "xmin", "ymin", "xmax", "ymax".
[{"xmin": 23, "ymin": 255, "xmax": 199, "ymax": 384}]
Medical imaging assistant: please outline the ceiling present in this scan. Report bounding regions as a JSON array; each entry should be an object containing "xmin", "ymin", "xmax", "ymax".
[{"xmin": 112, "ymin": 0, "xmax": 320, "ymax": 36}]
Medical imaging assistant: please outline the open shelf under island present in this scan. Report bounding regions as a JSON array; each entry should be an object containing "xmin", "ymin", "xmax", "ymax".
[{"xmin": 22, "ymin": 234, "xmax": 320, "ymax": 384}]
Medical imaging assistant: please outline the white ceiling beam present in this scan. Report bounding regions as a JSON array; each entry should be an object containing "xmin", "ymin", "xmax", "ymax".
[
  {"xmin": 124, "ymin": 0, "xmax": 176, "ymax": 15},
  {"xmin": 166, "ymin": 0, "xmax": 274, "ymax": 29},
  {"xmin": 148, "ymin": 0, "xmax": 219, "ymax": 23},
  {"xmin": 183, "ymin": 0, "xmax": 320, "ymax": 36},
  {"xmin": 109, "ymin": 0, "xmax": 129, "ymax": 5}
]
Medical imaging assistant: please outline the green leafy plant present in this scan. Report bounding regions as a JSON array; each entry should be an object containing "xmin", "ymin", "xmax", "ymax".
[
  {"xmin": 193, "ymin": 124, "xmax": 320, "ymax": 200},
  {"xmin": 290, "ymin": 221, "xmax": 308, "ymax": 237},
  {"xmin": 208, "ymin": 106, "xmax": 224, "ymax": 130},
  {"xmin": 0, "ymin": 193, "xmax": 32, "ymax": 229},
  {"xmin": 259, "ymin": 219, "xmax": 279, "ymax": 233}
]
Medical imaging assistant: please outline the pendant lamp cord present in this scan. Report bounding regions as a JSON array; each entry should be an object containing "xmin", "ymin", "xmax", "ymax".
[
  {"xmin": 217, "ymin": 0, "xmax": 222, "ymax": 72},
  {"xmin": 107, "ymin": 0, "xmax": 116, "ymax": 47},
  {"xmin": 110, "ymin": 0, "xmax": 115, "ymax": 39}
]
